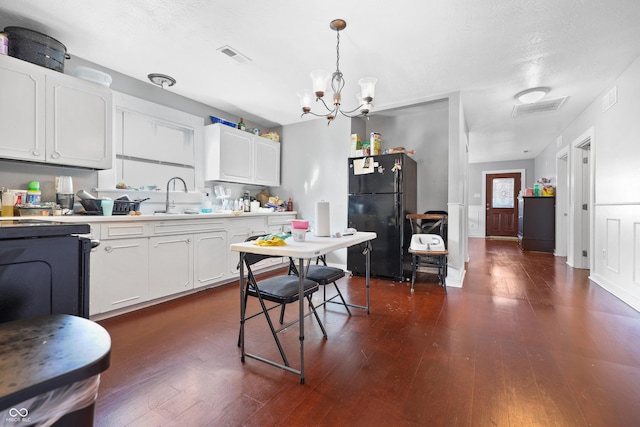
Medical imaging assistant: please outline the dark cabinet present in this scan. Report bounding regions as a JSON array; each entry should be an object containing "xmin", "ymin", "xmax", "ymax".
[{"xmin": 518, "ymin": 197, "xmax": 555, "ymax": 252}]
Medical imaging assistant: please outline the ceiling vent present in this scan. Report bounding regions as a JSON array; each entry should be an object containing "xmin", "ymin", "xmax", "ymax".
[
  {"xmin": 217, "ymin": 45, "xmax": 251, "ymax": 64},
  {"xmin": 511, "ymin": 97, "xmax": 568, "ymax": 118}
]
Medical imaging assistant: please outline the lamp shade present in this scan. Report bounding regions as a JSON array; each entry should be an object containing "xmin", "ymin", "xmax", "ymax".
[
  {"xmin": 358, "ymin": 77, "xmax": 377, "ymax": 102},
  {"xmin": 298, "ymin": 89, "xmax": 314, "ymax": 110},
  {"xmin": 310, "ymin": 70, "xmax": 331, "ymax": 97}
]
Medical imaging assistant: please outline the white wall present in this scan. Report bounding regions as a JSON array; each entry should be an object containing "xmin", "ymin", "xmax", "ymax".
[
  {"xmin": 279, "ymin": 117, "xmax": 352, "ymax": 266},
  {"xmin": 542, "ymin": 54, "xmax": 640, "ymax": 311},
  {"xmin": 366, "ymin": 100, "xmax": 449, "ymax": 213}
]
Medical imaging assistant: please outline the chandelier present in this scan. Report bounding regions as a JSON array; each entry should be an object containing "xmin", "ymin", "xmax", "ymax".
[{"xmin": 298, "ymin": 19, "xmax": 377, "ymax": 124}]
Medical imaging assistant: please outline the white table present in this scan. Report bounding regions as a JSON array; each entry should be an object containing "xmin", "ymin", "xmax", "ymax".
[{"xmin": 230, "ymin": 231, "xmax": 376, "ymax": 384}]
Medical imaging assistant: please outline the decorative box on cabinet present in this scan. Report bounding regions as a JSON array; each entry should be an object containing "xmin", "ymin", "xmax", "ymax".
[
  {"xmin": 204, "ymin": 123, "xmax": 280, "ymax": 186},
  {"xmin": 518, "ymin": 197, "xmax": 555, "ymax": 252},
  {"xmin": 0, "ymin": 54, "xmax": 112, "ymax": 169}
]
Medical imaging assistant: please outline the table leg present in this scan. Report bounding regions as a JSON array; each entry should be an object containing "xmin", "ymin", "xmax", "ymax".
[
  {"xmin": 239, "ymin": 253, "xmax": 246, "ymax": 362},
  {"xmin": 365, "ymin": 241, "xmax": 371, "ymax": 314},
  {"xmin": 298, "ymin": 257, "xmax": 305, "ymax": 384}
]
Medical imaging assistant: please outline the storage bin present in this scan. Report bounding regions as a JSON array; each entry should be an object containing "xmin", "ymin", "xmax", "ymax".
[
  {"xmin": 210, "ymin": 116, "xmax": 237, "ymax": 128},
  {"xmin": 72, "ymin": 66, "xmax": 112, "ymax": 87}
]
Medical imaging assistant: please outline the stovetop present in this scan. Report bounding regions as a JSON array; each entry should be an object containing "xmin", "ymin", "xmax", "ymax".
[{"xmin": 0, "ymin": 219, "xmax": 90, "ymax": 239}]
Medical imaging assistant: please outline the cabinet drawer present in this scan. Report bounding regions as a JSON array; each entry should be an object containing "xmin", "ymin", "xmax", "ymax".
[
  {"xmin": 267, "ymin": 214, "xmax": 295, "ymax": 226},
  {"xmin": 152, "ymin": 219, "xmax": 226, "ymax": 235},
  {"xmin": 228, "ymin": 217, "xmax": 266, "ymax": 233},
  {"xmin": 100, "ymin": 222, "xmax": 148, "ymax": 239}
]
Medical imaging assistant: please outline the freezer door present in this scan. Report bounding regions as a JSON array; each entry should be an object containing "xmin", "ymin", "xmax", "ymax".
[
  {"xmin": 347, "ymin": 193, "xmax": 404, "ymax": 280},
  {"xmin": 348, "ymin": 153, "xmax": 405, "ymax": 194}
]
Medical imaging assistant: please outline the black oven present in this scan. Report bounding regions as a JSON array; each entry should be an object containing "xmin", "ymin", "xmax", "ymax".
[{"xmin": 0, "ymin": 219, "xmax": 94, "ymax": 324}]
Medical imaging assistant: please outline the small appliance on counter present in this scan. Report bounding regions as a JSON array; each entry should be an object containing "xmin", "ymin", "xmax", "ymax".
[{"xmin": 56, "ymin": 175, "xmax": 74, "ymax": 214}]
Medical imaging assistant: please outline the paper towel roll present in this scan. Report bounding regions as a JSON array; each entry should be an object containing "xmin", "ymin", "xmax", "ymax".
[{"xmin": 315, "ymin": 201, "xmax": 330, "ymax": 237}]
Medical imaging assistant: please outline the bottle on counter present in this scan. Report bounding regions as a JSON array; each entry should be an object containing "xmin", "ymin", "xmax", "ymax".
[
  {"xmin": 287, "ymin": 197, "xmax": 293, "ymax": 212},
  {"xmin": 26, "ymin": 181, "xmax": 41, "ymax": 205},
  {"xmin": 237, "ymin": 118, "xmax": 245, "ymax": 131},
  {"xmin": 201, "ymin": 192, "xmax": 212, "ymax": 213}
]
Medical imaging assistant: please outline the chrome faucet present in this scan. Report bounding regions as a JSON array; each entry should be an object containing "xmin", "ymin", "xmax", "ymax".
[{"xmin": 156, "ymin": 177, "xmax": 188, "ymax": 213}]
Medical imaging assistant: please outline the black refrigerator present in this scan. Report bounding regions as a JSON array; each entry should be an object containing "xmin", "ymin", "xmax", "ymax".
[{"xmin": 347, "ymin": 153, "xmax": 417, "ymax": 281}]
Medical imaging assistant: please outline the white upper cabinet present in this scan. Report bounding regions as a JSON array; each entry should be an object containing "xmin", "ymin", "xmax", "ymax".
[
  {"xmin": 46, "ymin": 72, "xmax": 112, "ymax": 169},
  {"xmin": 0, "ymin": 55, "xmax": 46, "ymax": 161},
  {"xmin": 0, "ymin": 54, "xmax": 112, "ymax": 169},
  {"xmin": 204, "ymin": 123, "xmax": 280, "ymax": 186}
]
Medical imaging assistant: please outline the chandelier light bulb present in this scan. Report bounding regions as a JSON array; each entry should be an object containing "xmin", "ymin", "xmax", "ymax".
[
  {"xmin": 310, "ymin": 70, "xmax": 330, "ymax": 98},
  {"xmin": 358, "ymin": 77, "xmax": 377, "ymax": 103},
  {"xmin": 297, "ymin": 89, "xmax": 313, "ymax": 112}
]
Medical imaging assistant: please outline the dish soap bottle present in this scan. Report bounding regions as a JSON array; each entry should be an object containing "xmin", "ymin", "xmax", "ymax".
[
  {"xmin": 237, "ymin": 118, "xmax": 245, "ymax": 131},
  {"xmin": 201, "ymin": 192, "xmax": 212, "ymax": 213}
]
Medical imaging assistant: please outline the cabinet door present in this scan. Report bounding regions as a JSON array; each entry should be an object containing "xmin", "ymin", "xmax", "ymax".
[
  {"xmin": 90, "ymin": 238, "xmax": 149, "ymax": 315},
  {"xmin": 46, "ymin": 74, "xmax": 112, "ymax": 169},
  {"xmin": 194, "ymin": 231, "xmax": 227, "ymax": 288},
  {"xmin": 220, "ymin": 126, "xmax": 253, "ymax": 183},
  {"xmin": 149, "ymin": 235, "xmax": 194, "ymax": 299},
  {"xmin": 227, "ymin": 228, "xmax": 253, "ymax": 277},
  {"xmin": 0, "ymin": 55, "xmax": 46, "ymax": 162},
  {"xmin": 254, "ymin": 137, "xmax": 280, "ymax": 186},
  {"xmin": 205, "ymin": 124, "xmax": 253, "ymax": 183}
]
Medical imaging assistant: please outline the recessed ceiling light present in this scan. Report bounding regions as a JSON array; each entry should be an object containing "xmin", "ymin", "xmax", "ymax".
[{"xmin": 514, "ymin": 87, "xmax": 550, "ymax": 104}]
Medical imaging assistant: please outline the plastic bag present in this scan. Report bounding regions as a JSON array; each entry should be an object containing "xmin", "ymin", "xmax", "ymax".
[{"xmin": 1, "ymin": 375, "xmax": 101, "ymax": 427}]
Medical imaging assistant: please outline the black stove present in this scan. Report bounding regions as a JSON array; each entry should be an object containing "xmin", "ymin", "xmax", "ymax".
[
  {"xmin": 0, "ymin": 219, "xmax": 94, "ymax": 323},
  {"xmin": 0, "ymin": 219, "xmax": 89, "ymax": 239}
]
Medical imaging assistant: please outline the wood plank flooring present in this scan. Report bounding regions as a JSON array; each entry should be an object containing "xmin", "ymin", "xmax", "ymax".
[{"xmin": 94, "ymin": 238, "xmax": 640, "ymax": 426}]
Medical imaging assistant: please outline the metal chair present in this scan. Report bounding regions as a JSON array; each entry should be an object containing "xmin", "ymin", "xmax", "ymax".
[
  {"xmin": 238, "ymin": 236, "xmax": 327, "ymax": 367},
  {"xmin": 288, "ymin": 255, "xmax": 351, "ymax": 316},
  {"xmin": 406, "ymin": 213, "xmax": 448, "ymax": 293}
]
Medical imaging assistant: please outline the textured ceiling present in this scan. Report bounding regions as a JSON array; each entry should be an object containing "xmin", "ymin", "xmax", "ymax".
[{"xmin": 1, "ymin": 0, "xmax": 639, "ymax": 163}]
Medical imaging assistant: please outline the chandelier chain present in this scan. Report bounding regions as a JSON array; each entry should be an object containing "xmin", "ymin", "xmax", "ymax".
[{"xmin": 335, "ymin": 31, "xmax": 341, "ymax": 74}]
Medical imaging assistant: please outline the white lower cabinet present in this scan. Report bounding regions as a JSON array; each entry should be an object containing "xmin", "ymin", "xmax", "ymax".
[
  {"xmin": 90, "ymin": 237, "xmax": 149, "ymax": 315},
  {"xmin": 194, "ymin": 231, "xmax": 227, "ymax": 288},
  {"xmin": 148, "ymin": 234, "xmax": 194, "ymax": 299},
  {"xmin": 226, "ymin": 218, "xmax": 267, "ymax": 277},
  {"xmin": 89, "ymin": 215, "xmax": 294, "ymax": 317}
]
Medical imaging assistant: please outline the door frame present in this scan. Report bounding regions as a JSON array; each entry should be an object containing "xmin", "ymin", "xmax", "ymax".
[
  {"xmin": 481, "ymin": 169, "xmax": 526, "ymax": 237},
  {"xmin": 555, "ymin": 146, "xmax": 569, "ymax": 257},
  {"xmin": 568, "ymin": 127, "xmax": 595, "ymax": 269}
]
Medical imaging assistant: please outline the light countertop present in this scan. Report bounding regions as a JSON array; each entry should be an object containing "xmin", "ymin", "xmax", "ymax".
[{"xmin": 2, "ymin": 211, "xmax": 297, "ymax": 223}]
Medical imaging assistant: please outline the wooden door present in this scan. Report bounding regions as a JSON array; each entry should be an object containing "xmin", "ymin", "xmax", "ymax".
[{"xmin": 486, "ymin": 173, "xmax": 521, "ymax": 237}]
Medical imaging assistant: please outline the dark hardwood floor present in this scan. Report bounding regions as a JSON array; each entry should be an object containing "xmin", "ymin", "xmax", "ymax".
[{"xmin": 94, "ymin": 238, "xmax": 640, "ymax": 426}]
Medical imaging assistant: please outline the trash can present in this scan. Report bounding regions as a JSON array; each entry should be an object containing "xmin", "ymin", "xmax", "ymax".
[{"xmin": 0, "ymin": 314, "xmax": 111, "ymax": 426}]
